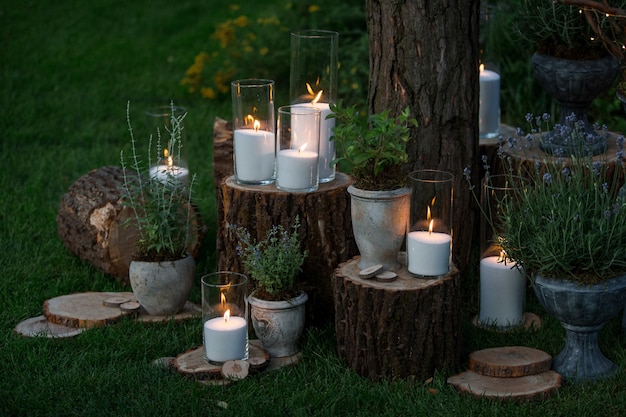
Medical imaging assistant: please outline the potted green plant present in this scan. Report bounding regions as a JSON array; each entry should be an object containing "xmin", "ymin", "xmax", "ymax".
[
  {"xmin": 329, "ymin": 101, "xmax": 417, "ymax": 271},
  {"xmin": 120, "ymin": 101, "xmax": 197, "ymax": 316},
  {"xmin": 469, "ymin": 112, "xmax": 626, "ymax": 382},
  {"xmin": 235, "ymin": 216, "xmax": 308, "ymax": 358}
]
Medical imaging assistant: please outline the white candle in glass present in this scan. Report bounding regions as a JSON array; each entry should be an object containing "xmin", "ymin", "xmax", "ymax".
[
  {"xmin": 149, "ymin": 164, "xmax": 189, "ymax": 186},
  {"xmin": 293, "ymin": 101, "xmax": 334, "ymax": 181},
  {"xmin": 203, "ymin": 310, "xmax": 248, "ymax": 363},
  {"xmin": 276, "ymin": 146, "xmax": 318, "ymax": 191},
  {"xmin": 479, "ymin": 65, "xmax": 500, "ymax": 138},
  {"xmin": 479, "ymin": 254, "xmax": 526, "ymax": 327},
  {"xmin": 407, "ymin": 220, "xmax": 451, "ymax": 276},
  {"xmin": 233, "ymin": 124, "xmax": 275, "ymax": 182}
]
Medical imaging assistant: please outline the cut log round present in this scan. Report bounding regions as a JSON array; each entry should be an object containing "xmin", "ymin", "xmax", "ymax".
[
  {"xmin": 334, "ymin": 255, "xmax": 462, "ymax": 381},
  {"xmin": 56, "ymin": 166, "xmax": 204, "ymax": 284},
  {"xmin": 217, "ymin": 173, "xmax": 358, "ymax": 326},
  {"xmin": 221, "ymin": 360, "xmax": 250, "ymax": 380},
  {"xmin": 43, "ymin": 291, "xmax": 135, "ymax": 328},
  {"xmin": 14, "ymin": 315, "xmax": 85, "ymax": 338},
  {"xmin": 469, "ymin": 346, "xmax": 552, "ymax": 378},
  {"xmin": 174, "ymin": 347, "xmax": 223, "ymax": 381}
]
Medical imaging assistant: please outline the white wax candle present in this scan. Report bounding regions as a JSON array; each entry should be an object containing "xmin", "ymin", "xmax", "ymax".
[
  {"xmin": 479, "ymin": 256, "xmax": 526, "ymax": 327},
  {"xmin": 276, "ymin": 149, "xmax": 318, "ymax": 191},
  {"xmin": 293, "ymin": 102, "xmax": 335, "ymax": 181},
  {"xmin": 407, "ymin": 231, "xmax": 451, "ymax": 276},
  {"xmin": 479, "ymin": 68, "xmax": 500, "ymax": 138},
  {"xmin": 203, "ymin": 315, "xmax": 247, "ymax": 363},
  {"xmin": 149, "ymin": 164, "xmax": 189, "ymax": 186},
  {"xmin": 233, "ymin": 129, "xmax": 275, "ymax": 182}
]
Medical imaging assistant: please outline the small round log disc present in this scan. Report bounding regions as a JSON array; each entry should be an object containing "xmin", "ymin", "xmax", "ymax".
[
  {"xmin": 469, "ymin": 346, "xmax": 552, "ymax": 378},
  {"xmin": 120, "ymin": 301, "xmax": 141, "ymax": 313},
  {"xmin": 359, "ymin": 264, "xmax": 383, "ymax": 279},
  {"xmin": 221, "ymin": 360, "xmax": 250, "ymax": 380},
  {"xmin": 375, "ymin": 271, "xmax": 397, "ymax": 283},
  {"xmin": 134, "ymin": 301, "xmax": 201, "ymax": 323},
  {"xmin": 174, "ymin": 347, "xmax": 223, "ymax": 381},
  {"xmin": 103, "ymin": 296, "xmax": 131, "ymax": 307},
  {"xmin": 14, "ymin": 315, "xmax": 85, "ymax": 338},
  {"xmin": 43, "ymin": 291, "xmax": 136, "ymax": 328}
]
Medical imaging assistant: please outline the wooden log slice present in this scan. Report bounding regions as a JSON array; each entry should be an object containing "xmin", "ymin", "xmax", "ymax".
[
  {"xmin": 43, "ymin": 291, "xmax": 136, "ymax": 328},
  {"xmin": 221, "ymin": 360, "xmax": 250, "ymax": 380},
  {"xmin": 469, "ymin": 346, "xmax": 552, "ymax": 378},
  {"xmin": 447, "ymin": 370, "xmax": 562, "ymax": 402},
  {"xmin": 217, "ymin": 173, "xmax": 358, "ymax": 326},
  {"xmin": 56, "ymin": 166, "xmax": 204, "ymax": 285},
  {"xmin": 334, "ymin": 256, "xmax": 462, "ymax": 381},
  {"xmin": 14, "ymin": 315, "xmax": 85, "ymax": 338}
]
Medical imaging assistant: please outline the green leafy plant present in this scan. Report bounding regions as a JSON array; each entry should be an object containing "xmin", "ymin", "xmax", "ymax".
[
  {"xmin": 465, "ymin": 113, "xmax": 626, "ymax": 284},
  {"xmin": 329, "ymin": 101, "xmax": 418, "ymax": 190},
  {"xmin": 235, "ymin": 216, "xmax": 308, "ymax": 301},
  {"xmin": 120, "ymin": 101, "xmax": 196, "ymax": 262}
]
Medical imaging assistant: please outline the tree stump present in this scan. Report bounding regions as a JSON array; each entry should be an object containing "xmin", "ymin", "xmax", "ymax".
[
  {"xmin": 56, "ymin": 166, "xmax": 204, "ymax": 284},
  {"xmin": 217, "ymin": 174, "xmax": 358, "ymax": 326},
  {"xmin": 334, "ymin": 255, "xmax": 462, "ymax": 381},
  {"xmin": 212, "ymin": 117, "xmax": 234, "ymax": 194}
]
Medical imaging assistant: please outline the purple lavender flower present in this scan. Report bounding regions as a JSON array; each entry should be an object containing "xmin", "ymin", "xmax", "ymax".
[
  {"xmin": 543, "ymin": 172, "xmax": 552, "ymax": 184},
  {"xmin": 592, "ymin": 161, "xmax": 602, "ymax": 176}
]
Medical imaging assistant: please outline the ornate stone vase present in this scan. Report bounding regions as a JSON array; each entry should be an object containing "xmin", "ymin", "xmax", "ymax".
[
  {"xmin": 248, "ymin": 291, "xmax": 308, "ymax": 358},
  {"xmin": 129, "ymin": 254, "xmax": 196, "ymax": 316},
  {"xmin": 347, "ymin": 186, "xmax": 410, "ymax": 272},
  {"xmin": 531, "ymin": 53, "xmax": 619, "ymax": 156},
  {"xmin": 533, "ymin": 273, "xmax": 626, "ymax": 382}
]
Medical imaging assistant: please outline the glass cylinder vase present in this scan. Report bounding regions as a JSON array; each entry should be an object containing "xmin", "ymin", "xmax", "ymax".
[
  {"xmin": 231, "ymin": 79, "xmax": 276, "ymax": 185},
  {"xmin": 478, "ymin": 174, "xmax": 527, "ymax": 329},
  {"xmin": 290, "ymin": 30, "xmax": 338, "ymax": 183},
  {"xmin": 201, "ymin": 272, "xmax": 249, "ymax": 364},
  {"xmin": 145, "ymin": 105, "xmax": 189, "ymax": 187},
  {"xmin": 407, "ymin": 170, "xmax": 454, "ymax": 277},
  {"xmin": 276, "ymin": 105, "xmax": 321, "ymax": 192}
]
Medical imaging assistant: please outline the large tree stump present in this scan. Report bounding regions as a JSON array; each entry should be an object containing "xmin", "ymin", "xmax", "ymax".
[
  {"xmin": 56, "ymin": 166, "xmax": 204, "ymax": 284},
  {"xmin": 212, "ymin": 117, "xmax": 234, "ymax": 194},
  {"xmin": 217, "ymin": 174, "xmax": 358, "ymax": 326},
  {"xmin": 334, "ymin": 255, "xmax": 462, "ymax": 381}
]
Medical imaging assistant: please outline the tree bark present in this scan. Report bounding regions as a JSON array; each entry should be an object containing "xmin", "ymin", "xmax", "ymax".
[{"xmin": 366, "ymin": 0, "xmax": 480, "ymax": 272}]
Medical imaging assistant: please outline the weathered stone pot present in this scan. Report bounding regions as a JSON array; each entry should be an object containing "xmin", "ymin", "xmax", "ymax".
[
  {"xmin": 248, "ymin": 291, "xmax": 308, "ymax": 358},
  {"xmin": 533, "ymin": 274, "xmax": 626, "ymax": 382},
  {"xmin": 129, "ymin": 254, "xmax": 196, "ymax": 316},
  {"xmin": 347, "ymin": 185, "xmax": 410, "ymax": 271}
]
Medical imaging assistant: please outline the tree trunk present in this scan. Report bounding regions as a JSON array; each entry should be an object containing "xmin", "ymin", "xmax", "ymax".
[{"xmin": 366, "ymin": 0, "xmax": 480, "ymax": 272}]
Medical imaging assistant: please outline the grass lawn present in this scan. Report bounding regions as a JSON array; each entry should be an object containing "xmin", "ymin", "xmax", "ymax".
[{"xmin": 1, "ymin": 1, "xmax": 625, "ymax": 416}]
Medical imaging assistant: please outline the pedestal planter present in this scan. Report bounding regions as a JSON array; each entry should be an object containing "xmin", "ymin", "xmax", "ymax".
[
  {"xmin": 129, "ymin": 255, "xmax": 196, "ymax": 316},
  {"xmin": 533, "ymin": 274, "xmax": 626, "ymax": 382},
  {"xmin": 348, "ymin": 186, "xmax": 410, "ymax": 271},
  {"xmin": 248, "ymin": 291, "xmax": 308, "ymax": 358}
]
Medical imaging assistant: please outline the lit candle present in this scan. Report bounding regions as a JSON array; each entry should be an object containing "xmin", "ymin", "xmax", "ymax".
[
  {"xmin": 149, "ymin": 149, "xmax": 189, "ymax": 186},
  {"xmin": 407, "ymin": 219, "xmax": 451, "ymax": 276},
  {"xmin": 479, "ymin": 64, "xmax": 500, "ymax": 138},
  {"xmin": 479, "ymin": 253, "xmax": 525, "ymax": 328},
  {"xmin": 203, "ymin": 309, "xmax": 247, "ymax": 363},
  {"xmin": 233, "ymin": 120, "xmax": 275, "ymax": 183},
  {"xmin": 276, "ymin": 144, "xmax": 318, "ymax": 191}
]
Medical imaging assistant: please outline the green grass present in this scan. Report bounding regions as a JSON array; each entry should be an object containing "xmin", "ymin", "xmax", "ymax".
[{"xmin": 1, "ymin": 1, "xmax": 626, "ymax": 416}]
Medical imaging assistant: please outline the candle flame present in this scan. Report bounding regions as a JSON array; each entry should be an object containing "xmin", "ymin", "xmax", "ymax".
[
  {"xmin": 220, "ymin": 292, "xmax": 226, "ymax": 305},
  {"xmin": 479, "ymin": 63, "xmax": 485, "ymax": 73},
  {"xmin": 245, "ymin": 114, "xmax": 255, "ymax": 125},
  {"xmin": 306, "ymin": 82, "xmax": 315, "ymax": 95},
  {"xmin": 163, "ymin": 148, "xmax": 173, "ymax": 168},
  {"xmin": 312, "ymin": 90, "xmax": 323, "ymax": 105},
  {"xmin": 428, "ymin": 219, "xmax": 434, "ymax": 234},
  {"xmin": 298, "ymin": 143, "xmax": 308, "ymax": 153},
  {"xmin": 253, "ymin": 120, "xmax": 261, "ymax": 132},
  {"xmin": 427, "ymin": 206, "xmax": 431, "ymax": 221},
  {"xmin": 224, "ymin": 309, "xmax": 230, "ymax": 322},
  {"xmin": 306, "ymin": 82, "xmax": 324, "ymax": 104}
]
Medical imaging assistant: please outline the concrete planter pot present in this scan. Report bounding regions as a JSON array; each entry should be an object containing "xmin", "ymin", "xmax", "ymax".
[
  {"xmin": 129, "ymin": 255, "xmax": 196, "ymax": 316},
  {"xmin": 347, "ymin": 185, "xmax": 410, "ymax": 271},
  {"xmin": 248, "ymin": 291, "xmax": 308, "ymax": 358},
  {"xmin": 533, "ymin": 274, "xmax": 626, "ymax": 382}
]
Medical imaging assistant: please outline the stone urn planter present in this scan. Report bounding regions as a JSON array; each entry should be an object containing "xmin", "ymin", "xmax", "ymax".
[
  {"xmin": 248, "ymin": 291, "xmax": 308, "ymax": 358},
  {"xmin": 531, "ymin": 53, "xmax": 619, "ymax": 155},
  {"xmin": 129, "ymin": 254, "xmax": 196, "ymax": 316},
  {"xmin": 347, "ymin": 185, "xmax": 410, "ymax": 272},
  {"xmin": 533, "ymin": 274, "xmax": 626, "ymax": 382}
]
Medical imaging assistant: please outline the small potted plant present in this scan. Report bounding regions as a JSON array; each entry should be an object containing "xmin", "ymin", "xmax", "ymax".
[
  {"xmin": 235, "ymin": 216, "xmax": 308, "ymax": 358},
  {"xmin": 120, "ymin": 101, "xmax": 197, "ymax": 316},
  {"xmin": 329, "ymin": 101, "xmax": 417, "ymax": 271},
  {"xmin": 471, "ymin": 113, "xmax": 626, "ymax": 382}
]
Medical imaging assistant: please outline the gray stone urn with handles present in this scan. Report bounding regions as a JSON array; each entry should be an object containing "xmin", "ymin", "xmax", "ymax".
[{"xmin": 533, "ymin": 273, "xmax": 626, "ymax": 382}]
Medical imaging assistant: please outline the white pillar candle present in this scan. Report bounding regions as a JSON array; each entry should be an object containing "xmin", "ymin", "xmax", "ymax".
[
  {"xmin": 479, "ymin": 256, "xmax": 526, "ymax": 328},
  {"xmin": 149, "ymin": 164, "xmax": 189, "ymax": 186},
  {"xmin": 233, "ymin": 129, "xmax": 275, "ymax": 182},
  {"xmin": 479, "ymin": 66, "xmax": 500, "ymax": 138},
  {"xmin": 203, "ymin": 315, "xmax": 247, "ymax": 363},
  {"xmin": 407, "ymin": 230, "xmax": 451, "ymax": 276},
  {"xmin": 293, "ymin": 102, "xmax": 335, "ymax": 181},
  {"xmin": 276, "ymin": 148, "xmax": 318, "ymax": 190}
]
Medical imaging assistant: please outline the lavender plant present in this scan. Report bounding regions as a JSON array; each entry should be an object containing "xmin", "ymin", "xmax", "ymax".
[{"xmin": 235, "ymin": 216, "xmax": 307, "ymax": 300}]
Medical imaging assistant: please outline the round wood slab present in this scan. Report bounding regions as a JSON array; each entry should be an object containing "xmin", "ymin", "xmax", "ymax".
[
  {"xmin": 14, "ymin": 315, "xmax": 85, "ymax": 338},
  {"xmin": 469, "ymin": 346, "xmax": 552, "ymax": 378}
]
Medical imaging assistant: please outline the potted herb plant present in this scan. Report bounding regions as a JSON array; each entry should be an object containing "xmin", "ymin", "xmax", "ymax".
[
  {"xmin": 329, "ymin": 101, "xmax": 417, "ymax": 271},
  {"xmin": 481, "ymin": 113, "xmax": 626, "ymax": 382},
  {"xmin": 120, "ymin": 101, "xmax": 197, "ymax": 316},
  {"xmin": 235, "ymin": 216, "xmax": 308, "ymax": 358}
]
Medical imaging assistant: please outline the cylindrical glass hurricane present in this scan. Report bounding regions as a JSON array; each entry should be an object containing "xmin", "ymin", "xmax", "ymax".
[
  {"xmin": 478, "ymin": 174, "xmax": 527, "ymax": 328},
  {"xmin": 231, "ymin": 79, "xmax": 276, "ymax": 185},
  {"xmin": 407, "ymin": 170, "xmax": 454, "ymax": 277},
  {"xmin": 145, "ymin": 105, "xmax": 189, "ymax": 187},
  {"xmin": 201, "ymin": 272, "xmax": 249, "ymax": 364},
  {"xmin": 290, "ymin": 30, "xmax": 338, "ymax": 183},
  {"xmin": 276, "ymin": 105, "xmax": 321, "ymax": 192}
]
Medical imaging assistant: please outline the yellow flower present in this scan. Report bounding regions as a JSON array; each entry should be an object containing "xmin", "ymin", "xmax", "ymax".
[
  {"xmin": 308, "ymin": 5, "xmax": 320, "ymax": 13},
  {"xmin": 259, "ymin": 47, "xmax": 269, "ymax": 56},
  {"xmin": 200, "ymin": 87, "xmax": 216, "ymax": 99},
  {"xmin": 229, "ymin": 4, "xmax": 240, "ymax": 11},
  {"xmin": 233, "ymin": 15, "xmax": 248, "ymax": 27}
]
